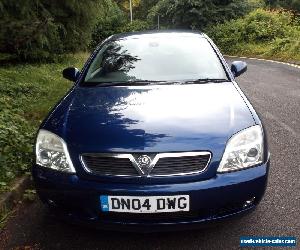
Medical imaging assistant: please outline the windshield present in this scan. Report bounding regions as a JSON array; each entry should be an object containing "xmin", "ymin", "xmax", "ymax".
[{"xmin": 84, "ymin": 34, "xmax": 228, "ymax": 84}]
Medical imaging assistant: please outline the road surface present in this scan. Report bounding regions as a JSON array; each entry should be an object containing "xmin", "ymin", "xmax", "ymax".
[{"xmin": 1, "ymin": 58, "xmax": 299, "ymax": 250}]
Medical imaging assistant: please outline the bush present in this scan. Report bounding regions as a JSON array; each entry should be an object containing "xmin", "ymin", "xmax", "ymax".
[
  {"xmin": 243, "ymin": 9, "xmax": 292, "ymax": 42},
  {"xmin": 206, "ymin": 9, "xmax": 300, "ymax": 61},
  {"xmin": 0, "ymin": 53, "xmax": 88, "ymax": 191},
  {"xmin": 0, "ymin": 106, "xmax": 34, "ymax": 184},
  {"xmin": 118, "ymin": 20, "xmax": 151, "ymax": 33}
]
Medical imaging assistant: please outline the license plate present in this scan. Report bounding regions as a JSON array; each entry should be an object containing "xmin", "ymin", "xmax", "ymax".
[{"xmin": 100, "ymin": 195, "xmax": 190, "ymax": 213}]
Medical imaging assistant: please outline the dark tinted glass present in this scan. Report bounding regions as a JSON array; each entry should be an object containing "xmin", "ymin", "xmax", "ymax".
[{"xmin": 84, "ymin": 34, "xmax": 227, "ymax": 83}]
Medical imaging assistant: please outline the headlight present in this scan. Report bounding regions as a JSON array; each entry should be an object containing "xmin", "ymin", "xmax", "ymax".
[
  {"xmin": 35, "ymin": 129, "xmax": 75, "ymax": 173},
  {"xmin": 218, "ymin": 125, "xmax": 263, "ymax": 173}
]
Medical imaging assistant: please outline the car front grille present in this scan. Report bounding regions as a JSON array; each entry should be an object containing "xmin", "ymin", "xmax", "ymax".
[
  {"xmin": 82, "ymin": 155, "xmax": 139, "ymax": 176},
  {"xmin": 152, "ymin": 154, "xmax": 211, "ymax": 176},
  {"xmin": 81, "ymin": 152, "xmax": 211, "ymax": 177}
]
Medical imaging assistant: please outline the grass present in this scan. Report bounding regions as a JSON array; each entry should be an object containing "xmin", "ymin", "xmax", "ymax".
[
  {"xmin": 222, "ymin": 43, "xmax": 300, "ymax": 63},
  {"xmin": 1, "ymin": 53, "xmax": 88, "ymax": 126},
  {"xmin": 0, "ymin": 53, "xmax": 89, "ymax": 192}
]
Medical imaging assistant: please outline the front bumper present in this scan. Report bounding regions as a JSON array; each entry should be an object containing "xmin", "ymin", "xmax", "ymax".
[{"xmin": 32, "ymin": 160, "xmax": 269, "ymax": 232}]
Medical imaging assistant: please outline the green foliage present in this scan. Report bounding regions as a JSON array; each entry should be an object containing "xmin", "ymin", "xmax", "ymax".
[
  {"xmin": 207, "ymin": 9, "xmax": 300, "ymax": 61},
  {"xmin": 0, "ymin": 0, "xmax": 99, "ymax": 61},
  {"xmin": 0, "ymin": 53, "xmax": 88, "ymax": 191},
  {"xmin": 115, "ymin": 0, "xmax": 141, "ymax": 11},
  {"xmin": 23, "ymin": 189, "xmax": 37, "ymax": 202},
  {"xmin": 266, "ymin": 0, "xmax": 300, "ymax": 13},
  {"xmin": 90, "ymin": 0, "xmax": 126, "ymax": 48},
  {"xmin": 134, "ymin": 0, "xmax": 161, "ymax": 19},
  {"xmin": 148, "ymin": 0, "xmax": 264, "ymax": 30},
  {"xmin": 0, "ymin": 105, "xmax": 34, "ymax": 186},
  {"xmin": 118, "ymin": 20, "xmax": 151, "ymax": 33},
  {"xmin": 90, "ymin": 0, "xmax": 151, "ymax": 48}
]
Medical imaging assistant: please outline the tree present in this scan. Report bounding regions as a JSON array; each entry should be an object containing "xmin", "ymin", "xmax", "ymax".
[
  {"xmin": 0, "ymin": 0, "xmax": 100, "ymax": 61},
  {"xmin": 148, "ymin": 0, "xmax": 264, "ymax": 30},
  {"xmin": 115, "ymin": 0, "xmax": 141, "ymax": 10},
  {"xmin": 134, "ymin": 0, "xmax": 160, "ymax": 19},
  {"xmin": 90, "ymin": 0, "xmax": 151, "ymax": 48},
  {"xmin": 90, "ymin": 0, "xmax": 125, "ymax": 48},
  {"xmin": 265, "ymin": 0, "xmax": 300, "ymax": 12}
]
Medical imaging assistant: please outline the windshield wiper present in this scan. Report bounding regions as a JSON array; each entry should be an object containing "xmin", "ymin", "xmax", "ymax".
[
  {"xmin": 84, "ymin": 79, "xmax": 229, "ymax": 87},
  {"xmin": 127, "ymin": 80, "xmax": 170, "ymax": 85},
  {"xmin": 85, "ymin": 80, "xmax": 169, "ymax": 87},
  {"xmin": 182, "ymin": 78, "xmax": 229, "ymax": 84}
]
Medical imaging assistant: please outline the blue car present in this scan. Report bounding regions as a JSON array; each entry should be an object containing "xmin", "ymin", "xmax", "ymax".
[{"xmin": 33, "ymin": 31, "xmax": 270, "ymax": 232}]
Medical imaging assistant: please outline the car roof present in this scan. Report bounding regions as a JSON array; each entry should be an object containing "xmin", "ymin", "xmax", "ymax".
[{"xmin": 108, "ymin": 30, "xmax": 205, "ymax": 42}]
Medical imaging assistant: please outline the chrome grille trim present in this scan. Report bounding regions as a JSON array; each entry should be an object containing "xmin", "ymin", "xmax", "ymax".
[{"xmin": 81, "ymin": 151, "xmax": 211, "ymax": 177}]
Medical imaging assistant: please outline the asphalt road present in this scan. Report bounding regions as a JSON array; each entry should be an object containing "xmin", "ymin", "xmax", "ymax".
[{"xmin": 1, "ymin": 58, "xmax": 299, "ymax": 250}]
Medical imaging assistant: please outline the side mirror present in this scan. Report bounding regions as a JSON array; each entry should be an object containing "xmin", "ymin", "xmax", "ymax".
[
  {"xmin": 231, "ymin": 61, "xmax": 247, "ymax": 77},
  {"xmin": 62, "ymin": 67, "xmax": 80, "ymax": 82}
]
